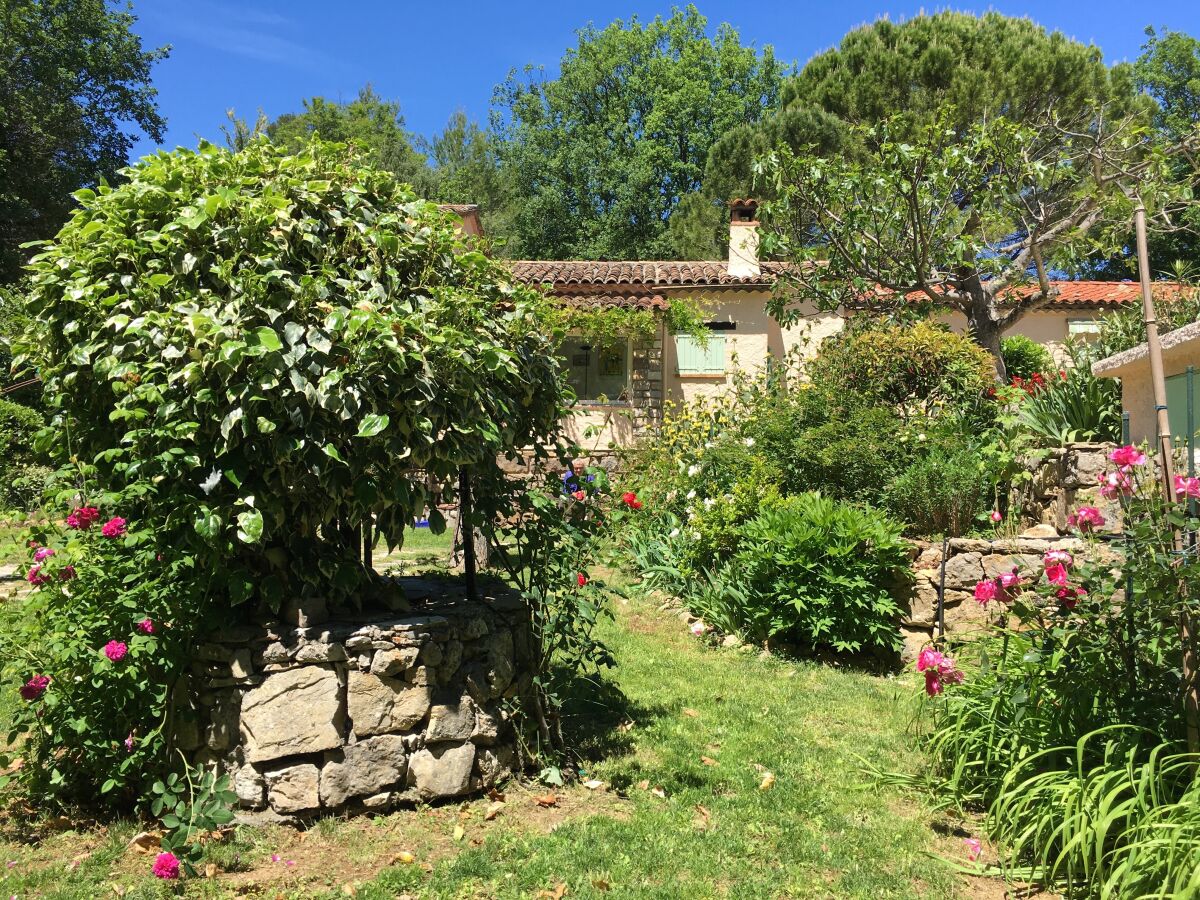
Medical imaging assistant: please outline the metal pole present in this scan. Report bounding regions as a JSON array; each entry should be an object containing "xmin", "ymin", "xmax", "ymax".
[
  {"xmin": 459, "ymin": 466, "xmax": 477, "ymax": 601},
  {"xmin": 936, "ymin": 537, "xmax": 948, "ymax": 641},
  {"xmin": 1134, "ymin": 205, "xmax": 1197, "ymax": 752},
  {"xmin": 1189, "ymin": 366, "xmax": 1196, "ymax": 523}
]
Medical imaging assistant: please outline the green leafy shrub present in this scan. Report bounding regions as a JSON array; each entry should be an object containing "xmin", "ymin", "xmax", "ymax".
[
  {"xmin": 884, "ymin": 435, "xmax": 1000, "ymax": 536},
  {"xmin": 1098, "ymin": 288, "xmax": 1200, "ymax": 357},
  {"xmin": 1014, "ymin": 342, "xmax": 1121, "ymax": 445},
  {"xmin": 783, "ymin": 407, "xmax": 917, "ymax": 504},
  {"xmin": 20, "ymin": 139, "xmax": 566, "ymax": 610},
  {"xmin": 1000, "ymin": 334, "xmax": 1054, "ymax": 380},
  {"xmin": 729, "ymin": 493, "xmax": 909, "ymax": 653},
  {"xmin": 0, "ymin": 397, "xmax": 47, "ymax": 511},
  {"xmin": 809, "ymin": 321, "xmax": 996, "ymax": 422}
]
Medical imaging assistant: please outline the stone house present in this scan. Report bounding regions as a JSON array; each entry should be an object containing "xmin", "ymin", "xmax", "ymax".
[{"xmin": 445, "ymin": 202, "xmax": 1174, "ymax": 449}]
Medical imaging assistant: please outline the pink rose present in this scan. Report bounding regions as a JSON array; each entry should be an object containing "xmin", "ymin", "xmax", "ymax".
[
  {"xmin": 19, "ymin": 675, "xmax": 50, "ymax": 701},
  {"xmin": 1174, "ymin": 475, "xmax": 1200, "ymax": 500},
  {"xmin": 25, "ymin": 565, "xmax": 50, "ymax": 587},
  {"xmin": 137, "ymin": 618, "xmax": 154, "ymax": 634},
  {"xmin": 103, "ymin": 640, "xmax": 128, "ymax": 662},
  {"xmin": 1098, "ymin": 470, "xmax": 1133, "ymax": 500},
  {"xmin": 1045, "ymin": 563, "xmax": 1069, "ymax": 586},
  {"xmin": 1109, "ymin": 445, "xmax": 1147, "ymax": 469},
  {"xmin": 1044, "ymin": 549, "xmax": 1074, "ymax": 568},
  {"xmin": 66, "ymin": 506, "xmax": 100, "ymax": 530},
  {"xmin": 1068, "ymin": 506, "xmax": 1106, "ymax": 531},
  {"xmin": 998, "ymin": 570, "xmax": 1021, "ymax": 593},
  {"xmin": 58, "ymin": 565, "xmax": 76, "ymax": 581},
  {"xmin": 101, "ymin": 516, "xmax": 127, "ymax": 538},
  {"xmin": 973, "ymin": 579, "xmax": 998, "ymax": 606},
  {"xmin": 152, "ymin": 851, "xmax": 180, "ymax": 880},
  {"xmin": 33, "ymin": 547, "xmax": 54, "ymax": 563},
  {"xmin": 964, "ymin": 838, "xmax": 982, "ymax": 861},
  {"xmin": 989, "ymin": 510, "xmax": 1002, "ymax": 523},
  {"xmin": 1056, "ymin": 585, "xmax": 1087, "ymax": 610},
  {"xmin": 124, "ymin": 733, "xmax": 135, "ymax": 752}
]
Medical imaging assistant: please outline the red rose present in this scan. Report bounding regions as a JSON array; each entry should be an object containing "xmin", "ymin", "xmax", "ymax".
[
  {"xmin": 572, "ymin": 490, "xmax": 586, "ymax": 501},
  {"xmin": 577, "ymin": 573, "xmax": 588, "ymax": 587}
]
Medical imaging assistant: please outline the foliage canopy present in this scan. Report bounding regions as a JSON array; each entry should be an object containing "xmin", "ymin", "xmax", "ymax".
[
  {"xmin": 0, "ymin": 0, "xmax": 167, "ymax": 282},
  {"xmin": 21, "ymin": 138, "xmax": 568, "ymax": 608}
]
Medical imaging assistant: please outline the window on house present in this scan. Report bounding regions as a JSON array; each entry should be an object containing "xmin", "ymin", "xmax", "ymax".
[
  {"xmin": 560, "ymin": 338, "xmax": 630, "ymax": 402},
  {"xmin": 675, "ymin": 332, "xmax": 727, "ymax": 376},
  {"xmin": 1068, "ymin": 319, "xmax": 1102, "ymax": 340}
]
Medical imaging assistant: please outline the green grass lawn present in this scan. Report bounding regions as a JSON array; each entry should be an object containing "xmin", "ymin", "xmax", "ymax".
[{"xmin": 0, "ymin": 577, "xmax": 985, "ymax": 899}]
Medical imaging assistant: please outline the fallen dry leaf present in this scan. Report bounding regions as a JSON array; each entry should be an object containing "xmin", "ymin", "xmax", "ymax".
[
  {"xmin": 533, "ymin": 793, "xmax": 559, "ymax": 808},
  {"xmin": 126, "ymin": 831, "xmax": 160, "ymax": 854},
  {"xmin": 110, "ymin": 885, "xmax": 127, "ymax": 898},
  {"xmin": 390, "ymin": 850, "xmax": 416, "ymax": 865},
  {"xmin": 699, "ymin": 756, "xmax": 718, "ymax": 767},
  {"xmin": 650, "ymin": 787, "xmax": 667, "ymax": 799},
  {"xmin": 682, "ymin": 708, "xmax": 700, "ymax": 718},
  {"xmin": 452, "ymin": 825, "xmax": 465, "ymax": 841},
  {"xmin": 581, "ymin": 779, "xmax": 605, "ymax": 791},
  {"xmin": 534, "ymin": 884, "xmax": 569, "ymax": 900},
  {"xmin": 487, "ymin": 787, "xmax": 506, "ymax": 802},
  {"xmin": 341, "ymin": 884, "xmax": 359, "ymax": 897},
  {"xmin": 204, "ymin": 863, "xmax": 218, "ymax": 878},
  {"xmin": 636, "ymin": 779, "xmax": 650, "ymax": 791},
  {"xmin": 484, "ymin": 801, "xmax": 505, "ymax": 821},
  {"xmin": 592, "ymin": 878, "xmax": 611, "ymax": 891},
  {"xmin": 693, "ymin": 803, "xmax": 713, "ymax": 831},
  {"xmin": 759, "ymin": 772, "xmax": 776, "ymax": 791}
]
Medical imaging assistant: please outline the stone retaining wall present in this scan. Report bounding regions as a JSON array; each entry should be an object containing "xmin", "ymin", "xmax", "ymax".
[
  {"xmin": 1015, "ymin": 442, "xmax": 1120, "ymax": 534},
  {"xmin": 899, "ymin": 530, "xmax": 1092, "ymax": 661},
  {"xmin": 180, "ymin": 577, "xmax": 532, "ymax": 821}
]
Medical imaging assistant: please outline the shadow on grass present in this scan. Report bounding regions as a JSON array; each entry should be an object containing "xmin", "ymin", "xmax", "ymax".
[{"xmin": 554, "ymin": 668, "xmax": 668, "ymax": 766}]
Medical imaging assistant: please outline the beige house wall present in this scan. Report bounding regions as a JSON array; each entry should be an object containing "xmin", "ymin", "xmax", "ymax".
[
  {"xmin": 938, "ymin": 309, "xmax": 1108, "ymax": 364},
  {"xmin": 662, "ymin": 289, "xmax": 843, "ymax": 406},
  {"xmin": 1108, "ymin": 344, "xmax": 1200, "ymax": 447}
]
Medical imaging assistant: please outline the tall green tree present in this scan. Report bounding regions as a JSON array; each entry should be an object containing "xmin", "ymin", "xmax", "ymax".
[
  {"xmin": 1131, "ymin": 27, "xmax": 1200, "ymax": 275},
  {"xmin": 492, "ymin": 5, "xmax": 784, "ymax": 260},
  {"xmin": 760, "ymin": 107, "xmax": 1197, "ymax": 381},
  {"xmin": 0, "ymin": 0, "xmax": 167, "ymax": 282},
  {"xmin": 703, "ymin": 12, "xmax": 1134, "ymax": 218},
  {"xmin": 267, "ymin": 85, "xmax": 435, "ymax": 196},
  {"xmin": 422, "ymin": 110, "xmax": 514, "ymax": 243}
]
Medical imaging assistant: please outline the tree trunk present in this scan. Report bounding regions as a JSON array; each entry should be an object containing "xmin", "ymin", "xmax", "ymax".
[{"xmin": 965, "ymin": 298, "xmax": 1008, "ymax": 384}]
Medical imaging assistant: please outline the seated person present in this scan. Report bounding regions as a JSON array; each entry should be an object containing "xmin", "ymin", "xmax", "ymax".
[{"xmin": 561, "ymin": 457, "xmax": 594, "ymax": 494}]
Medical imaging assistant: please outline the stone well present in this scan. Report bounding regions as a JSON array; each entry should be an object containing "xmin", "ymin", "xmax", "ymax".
[{"xmin": 179, "ymin": 576, "xmax": 533, "ymax": 820}]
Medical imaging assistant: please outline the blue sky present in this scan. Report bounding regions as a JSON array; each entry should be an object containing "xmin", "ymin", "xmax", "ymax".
[{"xmin": 127, "ymin": 1, "xmax": 1200, "ymax": 160}]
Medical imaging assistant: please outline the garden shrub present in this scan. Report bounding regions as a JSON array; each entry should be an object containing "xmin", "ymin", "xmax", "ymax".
[
  {"xmin": 1013, "ymin": 341, "xmax": 1121, "ymax": 445},
  {"xmin": 883, "ymin": 434, "xmax": 1001, "ymax": 536},
  {"xmin": 1000, "ymin": 333, "xmax": 1054, "ymax": 381},
  {"xmin": 0, "ymin": 397, "xmax": 45, "ymax": 510},
  {"xmin": 729, "ymin": 492, "xmax": 909, "ymax": 654},
  {"xmin": 809, "ymin": 320, "xmax": 996, "ymax": 422},
  {"xmin": 0, "ymin": 510, "xmax": 206, "ymax": 808},
  {"xmin": 783, "ymin": 407, "xmax": 917, "ymax": 504},
  {"xmin": 20, "ymin": 138, "xmax": 567, "ymax": 610}
]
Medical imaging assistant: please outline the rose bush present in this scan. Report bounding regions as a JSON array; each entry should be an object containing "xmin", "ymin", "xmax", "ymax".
[{"xmin": 913, "ymin": 444, "xmax": 1200, "ymax": 894}]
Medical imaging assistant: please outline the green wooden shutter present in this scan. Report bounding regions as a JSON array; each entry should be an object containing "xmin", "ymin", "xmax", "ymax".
[
  {"xmin": 1167, "ymin": 372, "xmax": 1198, "ymax": 440},
  {"xmin": 675, "ymin": 334, "xmax": 726, "ymax": 375}
]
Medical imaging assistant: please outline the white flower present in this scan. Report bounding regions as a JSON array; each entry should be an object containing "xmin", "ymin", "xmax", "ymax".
[
  {"xmin": 918, "ymin": 433, "xmax": 927, "ymax": 441},
  {"xmin": 689, "ymin": 620, "xmax": 707, "ymax": 636},
  {"xmin": 743, "ymin": 437, "xmax": 756, "ymax": 448},
  {"xmin": 686, "ymin": 490, "xmax": 697, "ymax": 500},
  {"xmin": 665, "ymin": 490, "xmax": 677, "ymax": 502},
  {"xmin": 703, "ymin": 497, "xmax": 716, "ymax": 509},
  {"xmin": 691, "ymin": 531, "xmax": 702, "ymax": 540},
  {"xmin": 669, "ymin": 528, "xmax": 680, "ymax": 538},
  {"xmin": 704, "ymin": 441, "xmax": 714, "ymax": 449},
  {"xmin": 687, "ymin": 464, "xmax": 701, "ymax": 477},
  {"xmin": 687, "ymin": 509, "xmax": 697, "ymax": 520}
]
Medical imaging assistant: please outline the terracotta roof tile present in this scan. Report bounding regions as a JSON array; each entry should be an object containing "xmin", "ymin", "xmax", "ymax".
[
  {"xmin": 509, "ymin": 260, "xmax": 1184, "ymax": 310},
  {"xmin": 509, "ymin": 259, "xmax": 789, "ymax": 288}
]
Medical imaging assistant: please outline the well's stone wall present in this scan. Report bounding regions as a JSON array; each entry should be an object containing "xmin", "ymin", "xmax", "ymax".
[{"xmin": 179, "ymin": 577, "xmax": 532, "ymax": 820}]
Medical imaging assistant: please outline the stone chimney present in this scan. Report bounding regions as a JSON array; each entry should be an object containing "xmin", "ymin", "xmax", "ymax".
[
  {"xmin": 727, "ymin": 199, "xmax": 760, "ymax": 279},
  {"xmin": 438, "ymin": 203, "xmax": 483, "ymax": 240}
]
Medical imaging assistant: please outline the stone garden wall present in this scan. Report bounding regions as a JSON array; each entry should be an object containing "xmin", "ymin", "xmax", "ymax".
[
  {"xmin": 897, "ymin": 442, "xmax": 1121, "ymax": 661},
  {"xmin": 180, "ymin": 577, "xmax": 532, "ymax": 821}
]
